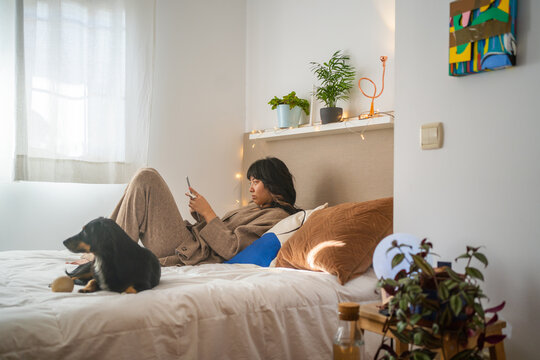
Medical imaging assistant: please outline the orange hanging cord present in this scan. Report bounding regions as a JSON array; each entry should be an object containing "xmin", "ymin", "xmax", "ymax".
[{"xmin": 358, "ymin": 56, "xmax": 387, "ymax": 117}]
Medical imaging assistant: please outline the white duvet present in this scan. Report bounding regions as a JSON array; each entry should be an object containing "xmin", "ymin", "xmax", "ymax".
[{"xmin": 0, "ymin": 250, "xmax": 378, "ymax": 360}]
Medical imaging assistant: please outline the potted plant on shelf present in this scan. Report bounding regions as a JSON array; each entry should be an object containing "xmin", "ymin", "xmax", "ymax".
[
  {"xmin": 310, "ymin": 50, "xmax": 356, "ymax": 124},
  {"xmin": 268, "ymin": 91, "xmax": 310, "ymax": 128},
  {"xmin": 375, "ymin": 239, "xmax": 506, "ymax": 360}
]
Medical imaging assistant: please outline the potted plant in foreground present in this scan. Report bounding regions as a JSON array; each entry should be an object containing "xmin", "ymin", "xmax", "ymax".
[
  {"xmin": 310, "ymin": 50, "xmax": 355, "ymax": 124},
  {"xmin": 268, "ymin": 91, "xmax": 310, "ymax": 128},
  {"xmin": 375, "ymin": 239, "xmax": 506, "ymax": 360}
]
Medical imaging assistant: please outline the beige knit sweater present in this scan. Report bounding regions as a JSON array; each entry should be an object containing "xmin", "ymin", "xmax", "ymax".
[{"xmin": 176, "ymin": 203, "xmax": 289, "ymax": 265}]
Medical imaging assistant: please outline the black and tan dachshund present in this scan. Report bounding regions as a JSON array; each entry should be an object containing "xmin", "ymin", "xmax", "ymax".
[{"xmin": 63, "ymin": 217, "xmax": 160, "ymax": 294}]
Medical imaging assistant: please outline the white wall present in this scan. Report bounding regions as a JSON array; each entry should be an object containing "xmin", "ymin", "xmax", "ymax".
[
  {"xmin": 394, "ymin": 1, "xmax": 540, "ymax": 358},
  {"xmin": 0, "ymin": 0, "xmax": 246, "ymax": 251},
  {"xmin": 148, "ymin": 0, "xmax": 246, "ymax": 218},
  {"xmin": 0, "ymin": 182, "xmax": 126, "ymax": 250},
  {"xmin": 245, "ymin": 0, "xmax": 395, "ymax": 132}
]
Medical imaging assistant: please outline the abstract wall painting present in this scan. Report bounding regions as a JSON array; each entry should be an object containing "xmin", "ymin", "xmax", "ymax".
[{"xmin": 449, "ymin": 0, "xmax": 517, "ymax": 76}]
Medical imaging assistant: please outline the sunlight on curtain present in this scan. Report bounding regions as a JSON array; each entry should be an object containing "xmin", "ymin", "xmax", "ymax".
[
  {"xmin": 0, "ymin": 1, "xmax": 16, "ymax": 183},
  {"xmin": 14, "ymin": 0, "xmax": 155, "ymax": 183}
]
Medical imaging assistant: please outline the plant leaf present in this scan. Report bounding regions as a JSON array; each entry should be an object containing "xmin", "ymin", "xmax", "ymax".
[
  {"xmin": 412, "ymin": 255, "xmax": 435, "ymax": 276},
  {"xmin": 383, "ymin": 284, "xmax": 397, "ymax": 296},
  {"xmin": 450, "ymin": 294, "xmax": 463, "ymax": 316},
  {"xmin": 484, "ymin": 334, "xmax": 507, "ymax": 344},
  {"xmin": 389, "ymin": 328, "xmax": 410, "ymax": 344},
  {"xmin": 410, "ymin": 313, "xmax": 422, "ymax": 326},
  {"xmin": 411, "ymin": 351, "xmax": 434, "ymax": 360},
  {"xmin": 486, "ymin": 313, "xmax": 499, "ymax": 327},
  {"xmin": 465, "ymin": 267, "xmax": 484, "ymax": 281},
  {"xmin": 375, "ymin": 343, "xmax": 397, "ymax": 358},
  {"xmin": 392, "ymin": 253, "xmax": 405, "ymax": 269},
  {"xmin": 485, "ymin": 301, "xmax": 506, "ymax": 313},
  {"xmin": 445, "ymin": 267, "xmax": 463, "ymax": 282},
  {"xmin": 438, "ymin": 283, "xmax": 449, "ymax": 300},
  {"xmin": 473, "ymin": 252, "xmax": 489, "ymax": 267},
  {"xmin": 396, "ymin": 308, "xmax": 407, "ymax": 321},
  {"xmin": 394, "ymin": 269, "xmax": 408, "ymax": 280},
  {"xmin": 413, "ymin": 331, "xmax": 423, "ymax": 345},
  {"xmin": 473, "ymin": 303, "xmax": 485, "ymax": 318},
  {"xmin": 441, "ymin": 307, "xmax": 452, "ymax": 326},
  {"xmin": 449, "ymin": 349, "xmax": 475, "ymax": 360}
]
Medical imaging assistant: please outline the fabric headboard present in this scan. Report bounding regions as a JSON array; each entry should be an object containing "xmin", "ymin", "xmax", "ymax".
[{"xmin": 241, "ymin": 127, "xmax": 393, "ymax": 209}]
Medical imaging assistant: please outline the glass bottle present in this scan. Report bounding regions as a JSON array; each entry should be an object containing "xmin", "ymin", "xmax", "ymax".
[{"xmin": 333, "ymin": 302, "xmax": 364, "ymax": 360}]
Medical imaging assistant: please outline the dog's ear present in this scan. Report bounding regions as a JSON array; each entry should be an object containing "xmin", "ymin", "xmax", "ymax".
[
  {"xmin": 107, "ymin": 219, "xmax": 133, "ymax": 242},
  {"xmin": 98, "ymin": 218, "xmax": 126, "ymax": 253},
  {"xmin": 84, "ymin": 219, "xmax": 109, "ymax": 252}
]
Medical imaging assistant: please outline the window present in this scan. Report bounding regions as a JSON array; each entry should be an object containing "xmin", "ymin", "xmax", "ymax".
[{"xmin": 6, "ymin": 0, "xmax": 155, "ymax": 184}]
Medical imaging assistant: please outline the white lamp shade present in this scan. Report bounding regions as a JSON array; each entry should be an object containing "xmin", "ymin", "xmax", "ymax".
[{"xmin": 372, "ymin": 233, "xmax": 426, "ymax": 280}]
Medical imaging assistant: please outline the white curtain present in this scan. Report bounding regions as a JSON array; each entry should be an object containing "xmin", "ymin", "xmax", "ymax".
[
  {"xmin": 14, "ymin": 0, "xmax": 155, "ymax": 183},
  {"xmin": 0, "ymin": 1, "xmax": 17, "ymax": 183}
]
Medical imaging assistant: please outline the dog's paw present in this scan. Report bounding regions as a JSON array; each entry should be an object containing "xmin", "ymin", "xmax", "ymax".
[{"xmin": 78, "ymin": 279, "xmax": 99, "ymax": 293}]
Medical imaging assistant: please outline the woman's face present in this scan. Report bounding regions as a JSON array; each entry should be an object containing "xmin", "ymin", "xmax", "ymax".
[{"xmin": 249, "ymin": 177, "xmax": 273, "ymax": 207}]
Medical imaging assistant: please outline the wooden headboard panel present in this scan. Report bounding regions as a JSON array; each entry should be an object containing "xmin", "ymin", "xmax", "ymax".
[{"xmin": 241, "ymin": 128, "xmax": 393, "ymax": 209}]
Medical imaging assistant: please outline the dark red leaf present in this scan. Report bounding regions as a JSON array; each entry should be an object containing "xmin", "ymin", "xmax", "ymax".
[
  {"xmin": 485, "ymin": 301, "xmax": 505, "ymax": 313},
  {"xmin": 484, "ymin": 334, "xmax": 506, "ymax": 344},
  {"xmin": 477, "ymin": 332, "xmax": 485, "ymax": 350},
  {"xmin": 394, "ymin": 269, "xmax": 407, "ymax": 280},
  {"xmin": 378, "ymin": 343, "xmax": 397, "ymax": 357},
  {"xmin": 486, "ymin": 313, "xmax": 498, "ymax": 327},
  {"xmin": 383, "ymin": 284, "xmax": 396, "ymax": 296}
]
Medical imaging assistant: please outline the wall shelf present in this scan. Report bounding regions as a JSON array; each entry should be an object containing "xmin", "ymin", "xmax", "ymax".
[{"xmin": 248, "ymin": 114, "xmax": 394, "ymax": 141}]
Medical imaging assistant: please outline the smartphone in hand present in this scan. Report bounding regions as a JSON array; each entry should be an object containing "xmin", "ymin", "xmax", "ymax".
[
  {"xmin": 186, "ymin": 176, "xmax": 200, "ymax": 221},
  {"xmin": 186, "ymin": 176, "xmax": 195, "ymax": 199}
]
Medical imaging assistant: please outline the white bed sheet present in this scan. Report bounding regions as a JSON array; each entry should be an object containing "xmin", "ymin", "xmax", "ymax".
[{"xmin": 0, "ymin": 250, "xmax": 378, "ymax": 359}]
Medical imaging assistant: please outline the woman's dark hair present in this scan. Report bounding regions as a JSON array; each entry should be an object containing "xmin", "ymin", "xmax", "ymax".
[{"xmin": 246, "ymin": 157, "xmax": 300, "ymax": 214}]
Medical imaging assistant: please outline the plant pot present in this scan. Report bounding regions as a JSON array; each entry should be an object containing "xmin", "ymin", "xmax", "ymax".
[
  {"xmin": 320, "ymin": 107, "xmax": 343, "ymax": 124},
  {"xmin": 277, "ymin": 104, "xmax": 303, "ymax": 128}
]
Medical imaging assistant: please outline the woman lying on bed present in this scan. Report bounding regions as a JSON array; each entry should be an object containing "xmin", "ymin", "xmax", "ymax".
[{"xmin": 103, "ymin": 157, "xmax": 300, "ymax": 267}]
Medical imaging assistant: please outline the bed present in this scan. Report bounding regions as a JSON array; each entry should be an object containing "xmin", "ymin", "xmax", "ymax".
[
  {"xmin": 0, "ymin": 249, "xmax": 379, "ymax": 359},
  {"xmin": 0, "ymin": 129, "xmax": 394, "ymax": 359}
]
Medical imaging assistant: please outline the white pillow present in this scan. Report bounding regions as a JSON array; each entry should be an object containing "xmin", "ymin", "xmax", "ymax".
[{"xmin": 266, "ymin": 203, "xmax": 328, "ymax": 267}]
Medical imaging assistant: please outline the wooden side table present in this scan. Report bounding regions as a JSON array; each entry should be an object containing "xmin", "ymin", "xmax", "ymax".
[{"xmin": 357, "ymin": 302, "xmax": 506, "ymax": 360}]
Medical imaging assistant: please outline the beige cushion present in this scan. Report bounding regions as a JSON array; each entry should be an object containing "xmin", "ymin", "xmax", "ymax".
[
  {"xmin": 265, "ymin": 203, "xmax": 328, "ymax": 267},
  {"xmin": 274, "ymin": 197, "xmax": 393, "ymax": 285}
]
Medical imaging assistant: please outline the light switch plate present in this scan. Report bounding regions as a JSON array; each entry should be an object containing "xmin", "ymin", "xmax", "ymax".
[{"xmin": 421, "ymin": 122, "xmax": 443, "ymax": 150}]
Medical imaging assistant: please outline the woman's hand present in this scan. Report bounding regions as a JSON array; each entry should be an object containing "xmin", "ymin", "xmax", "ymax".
[{"xmin": 185, "ymin": 187, "xmax": 217, "ymax": 223}]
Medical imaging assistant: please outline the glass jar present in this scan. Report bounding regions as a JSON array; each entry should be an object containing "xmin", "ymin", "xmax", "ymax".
[{"xmin": 333, "ymin": 302, "xmax": 365, "ymax": 360}]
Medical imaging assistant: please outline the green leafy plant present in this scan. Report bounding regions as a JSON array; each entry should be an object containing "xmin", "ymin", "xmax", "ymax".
[
  {"xmin": 375, "ymin": 239, "xmax": 506, "ymax": 360},
  {"xmin": 310, "ymin": 50, "xmax": 356, "ymax": 108},
  {"xmin": 268, "ymin": 91, "xmax": 310, "ymax": 116}
]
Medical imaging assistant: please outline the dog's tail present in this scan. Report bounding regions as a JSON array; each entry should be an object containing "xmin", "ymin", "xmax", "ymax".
[{"xmin": 66, "ymin": 261, "xmax": 93, "ymax": 285}]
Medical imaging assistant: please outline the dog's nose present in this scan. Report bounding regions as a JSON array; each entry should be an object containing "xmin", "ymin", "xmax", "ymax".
[{"xmin": 63, "ymin": 237, "xmax": 73, "ymax": 248}]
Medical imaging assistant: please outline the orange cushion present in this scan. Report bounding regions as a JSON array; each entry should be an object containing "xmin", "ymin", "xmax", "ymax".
[{"xmin": 274, "ymin": 197, "xmax": 393, "ymax": 285}]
